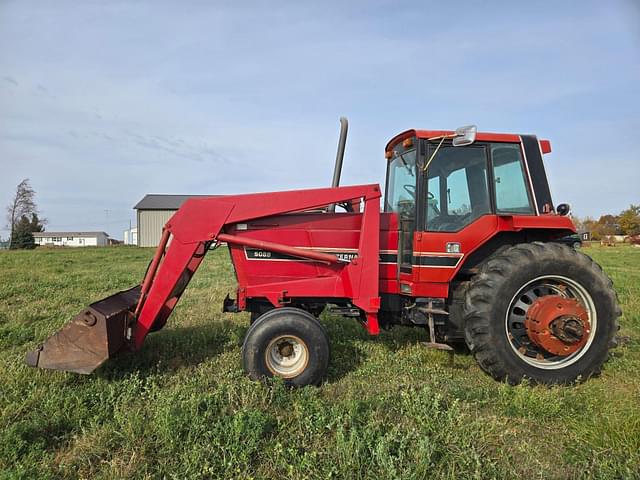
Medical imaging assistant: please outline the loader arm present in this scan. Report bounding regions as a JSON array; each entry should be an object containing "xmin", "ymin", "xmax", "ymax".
[{"xmin": 27, "ymin": 184, "xmax": 381, "ymax": 374}]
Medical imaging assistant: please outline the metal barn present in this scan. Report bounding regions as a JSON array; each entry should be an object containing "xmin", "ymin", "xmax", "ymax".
[{"xmin": 134, "ymin": 195, "xmax": 207, "ymax": 247}]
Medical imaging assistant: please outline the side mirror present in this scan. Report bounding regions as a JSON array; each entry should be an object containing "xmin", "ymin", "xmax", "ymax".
[
  {"xmin": 452, "ymin": 125, "xmax": 477, "ymax": 147},
  {"xmin": 556, "ymin": 203, "xmax": 571, "ymax": 216}
]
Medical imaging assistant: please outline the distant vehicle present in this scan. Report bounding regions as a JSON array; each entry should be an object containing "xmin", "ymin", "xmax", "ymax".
[{"xmin": 557, "ymin": 233, "xmax": 582, "ymax": 249}]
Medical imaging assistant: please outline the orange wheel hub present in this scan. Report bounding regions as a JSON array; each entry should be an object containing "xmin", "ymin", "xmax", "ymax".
[{"xmin": 524, "ymin": 295, "xmax": 591, "ymax": 356}]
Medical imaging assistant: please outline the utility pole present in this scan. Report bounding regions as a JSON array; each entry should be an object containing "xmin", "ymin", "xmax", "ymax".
[{"xmin": 104, "ymin": 209, "xmax": 110, "ymax": 245}]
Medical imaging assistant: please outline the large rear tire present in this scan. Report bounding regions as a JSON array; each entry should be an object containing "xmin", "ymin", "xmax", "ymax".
[
  {"xmin": 463, "ymin": 242, "xmax": 620, "ymax": 385},
  {"xmin": 242, "ymin": 307, "xmax": 330, "ymax": 386}
]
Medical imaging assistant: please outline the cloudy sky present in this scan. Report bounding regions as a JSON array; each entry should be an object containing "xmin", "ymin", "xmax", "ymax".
[{"xmin": 1, "ymin": 0, "xmax": 639, "ymax": 239}]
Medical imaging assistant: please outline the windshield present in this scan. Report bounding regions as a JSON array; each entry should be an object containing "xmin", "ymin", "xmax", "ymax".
[{"xmin": 385, "ymin": 149, "xmax": 417, "ymax": 217}]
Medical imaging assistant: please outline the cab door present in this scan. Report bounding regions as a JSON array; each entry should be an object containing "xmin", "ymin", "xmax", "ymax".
[
  {"xmin": 417, "ymin": 143, "xmax": 492, "ymax": 282},
  {"xmin": 383, "ymin": 139, "xmax": 419, "ymax": 279}
]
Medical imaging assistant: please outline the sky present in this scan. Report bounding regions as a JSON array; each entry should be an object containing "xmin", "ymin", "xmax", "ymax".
[{"xmin": 1, "ymin": 0, "xmax": 639, "ymax": 240}]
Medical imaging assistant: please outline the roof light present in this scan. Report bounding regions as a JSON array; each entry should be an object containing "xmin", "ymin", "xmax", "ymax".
[{"xmin": 540, "ymin": 140, "xmax": 552, "ymax": 154}]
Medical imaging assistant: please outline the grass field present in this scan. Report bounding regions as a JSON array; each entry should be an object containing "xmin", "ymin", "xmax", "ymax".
[{"xmin": 0, "ymin": 244, "xmax": 639, "ymax": 479}]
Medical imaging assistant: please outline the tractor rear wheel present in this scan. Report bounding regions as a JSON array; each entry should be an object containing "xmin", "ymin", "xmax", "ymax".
[
  {"xmin": 242, "ymin": 307, "xmax": 329, "ymax": 386},
  {"xmin": 463, "ymin": 242, "xmax": 620, "ymax": 385}
]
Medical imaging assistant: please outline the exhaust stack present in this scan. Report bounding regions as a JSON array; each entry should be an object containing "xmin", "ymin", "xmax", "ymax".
[
  {"xmin": 332, "ymin": 117, "xmax": 349, "ymax": 188},
  {"xmin": 329, "ymin": 117, "xmax": 348, "ymax": 212}
]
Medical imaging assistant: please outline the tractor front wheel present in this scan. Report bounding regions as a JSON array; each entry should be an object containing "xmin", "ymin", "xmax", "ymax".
[
  {"xmin": 463, "ymin": 242, "xmax": 620, "ymax": 385},
  {"xmin": 242, "ymin": 307, "xmax": 330, "ymax": 386}
]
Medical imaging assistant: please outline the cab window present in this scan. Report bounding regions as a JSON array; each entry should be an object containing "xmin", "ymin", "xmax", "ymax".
[
  {"xmin": 491, "ymin": 144, "xmax": 534, "ymax": 214},
  {"xmin": 385, "ymin": 148, "xmax": 417, "ymax": 219},
  {"xmin": 426, "ymin": 146, "xmax": 490, "ymax": 232}
]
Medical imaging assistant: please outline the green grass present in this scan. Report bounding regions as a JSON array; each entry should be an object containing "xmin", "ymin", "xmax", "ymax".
[{"xmin": 1, "ymin": 244, "xmax": 639, "ymax": 479}]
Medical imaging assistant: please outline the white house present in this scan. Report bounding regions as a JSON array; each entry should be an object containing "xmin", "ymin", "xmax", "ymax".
[{"xmin": 33, "ymin": 231, "xmax": 109, "ymax": 247}]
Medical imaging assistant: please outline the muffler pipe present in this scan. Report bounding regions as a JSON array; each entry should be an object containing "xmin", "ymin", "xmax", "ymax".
[{"xmin": 329, "ymin": 117, "xmax": 348, "ymax": 212}]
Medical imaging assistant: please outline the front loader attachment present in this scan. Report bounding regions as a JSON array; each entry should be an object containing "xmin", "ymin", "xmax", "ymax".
[
  {"xmin": 25, "ymin": 184, "xmax": 382, "ymax": 376},
  {"xmin": 25, "ymin": 286, "xmax": 141, "ymax": 374}
]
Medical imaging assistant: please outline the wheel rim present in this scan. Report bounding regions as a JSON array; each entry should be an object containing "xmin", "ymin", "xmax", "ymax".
[
  {"xmin": 505, "ymin": 275, "xmax": 597, "ymax": 370},
  {"xmin": 265, "ymin": 335, "xmax": 309, "ymax": 378}
]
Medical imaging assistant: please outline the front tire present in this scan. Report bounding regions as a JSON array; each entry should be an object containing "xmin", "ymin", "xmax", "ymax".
[
  {"xmin": 242, "ymin": 307, "xmax": 330, "ymax": 386},
  {"xmin": 463, "ymin": 242, "xmax": 620, "ymax": 385}
]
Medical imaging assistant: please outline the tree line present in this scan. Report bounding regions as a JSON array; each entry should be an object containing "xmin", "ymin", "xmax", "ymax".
[
  {"xmin": 572, "ymin": 205, "xmax": 640, "ymax": 241},
  {"xmin": 4, "ymin": 179, "xmax": 46, "ymax": 249}
]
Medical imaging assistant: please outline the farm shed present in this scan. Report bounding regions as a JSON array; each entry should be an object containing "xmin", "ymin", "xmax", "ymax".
[
  {"xmin": 34, "ymin": 232, "xmax": 109, "ymax": 247},
  {"xmin": 123, "ymin": 227, "xmax": 138, "ymax": 246},
  {"xmin": 134, "ymin": 194, "xmax": 210, "ymax": 247}
]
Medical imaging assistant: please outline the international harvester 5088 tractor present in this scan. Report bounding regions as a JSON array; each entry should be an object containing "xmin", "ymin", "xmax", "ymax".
[{"xmin": 27, "ymin": 119, "xmax": 620, "ymax": 385}]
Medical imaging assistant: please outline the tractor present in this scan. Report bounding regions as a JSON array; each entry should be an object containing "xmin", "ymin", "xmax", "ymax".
[{"xmin": 26, "ymin": 119, "xmax": 620, "ymax": 385}]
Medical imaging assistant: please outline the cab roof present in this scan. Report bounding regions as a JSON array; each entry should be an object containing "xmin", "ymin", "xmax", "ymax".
[{"xmin": 386, "ymin": 129, "xmax": 551, "ymax": 154}]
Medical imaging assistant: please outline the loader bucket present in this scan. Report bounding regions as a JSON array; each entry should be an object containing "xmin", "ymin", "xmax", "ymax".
[{"xmin": 25, "ymin": 286, "xmax": 141, "ymax": 374}]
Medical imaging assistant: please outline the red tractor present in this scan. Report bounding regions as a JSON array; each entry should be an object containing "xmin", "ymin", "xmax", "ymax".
[{"xmin": 26, "ymin": 120, "xmax": 620, "ymax": 385}]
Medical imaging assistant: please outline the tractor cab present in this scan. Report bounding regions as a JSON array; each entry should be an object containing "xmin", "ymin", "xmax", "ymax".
[{"xmin": 383, "ymin": 128, "xmax": 559, "ymax": 292}]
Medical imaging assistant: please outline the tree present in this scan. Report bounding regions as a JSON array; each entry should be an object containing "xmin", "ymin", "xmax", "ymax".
[
  {"xmin": 583, "ymin": 214, "xmax": 620, "ymax": 240},
  {"xmin": 29, "ymin": 213, "xmax": 45, "ymax": 234},
  {"xmin": 10, "ymin": 213, "xmax": 46, "ymax": 249},
  {"xmin": 618, "ymin": 204, "xmax": 640, "ymax": 236},
  {"xmin": 6, "ymin": 179, "xmax": 36, "ymax": 249},
  {"xmin": 11, "ymin": 215, "xmax": 36, "ymax": 249},
  {"xmin": 597, "ymin": 214, "xmax": 620, "ymax": 234}
]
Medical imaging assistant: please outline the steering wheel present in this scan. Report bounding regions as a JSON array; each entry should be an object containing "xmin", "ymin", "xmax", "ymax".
[
  {"xmin": 403, "ymin": 185, "xmax": 416, "ymax": 198},
  {"xmin": 427, "ymin": 191, "xmax": 435, "ymax": 200}
]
